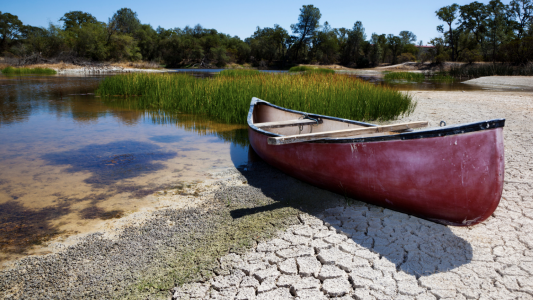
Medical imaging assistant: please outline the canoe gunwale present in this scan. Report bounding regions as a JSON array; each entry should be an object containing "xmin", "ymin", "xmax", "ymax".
[{"xmin": 247, "ymin": 97, "xmax": 505, "ymax": 143}]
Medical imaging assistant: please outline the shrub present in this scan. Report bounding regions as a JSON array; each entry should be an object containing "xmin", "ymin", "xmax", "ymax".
[{"xmin": 397, "ymin": 53, "xmax": 416, "ymax": 63}]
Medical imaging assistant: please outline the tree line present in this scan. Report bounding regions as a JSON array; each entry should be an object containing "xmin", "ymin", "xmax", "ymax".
[
  {"xmin": 1, "ymin": 1, "xmax": 532, "ymax": 68},
  {"xmin": 434, "ymin": 0, "xmax": 533, "ymax": 64}
]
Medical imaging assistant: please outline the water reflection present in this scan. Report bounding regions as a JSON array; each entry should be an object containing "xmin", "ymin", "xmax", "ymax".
[
  {"xmin": 42, "ymin": 141, "xmax": 177, "ymax": 187},
  {"xmin": 0, "ymin": 74, "xmax": 250, "ymax": 262}
]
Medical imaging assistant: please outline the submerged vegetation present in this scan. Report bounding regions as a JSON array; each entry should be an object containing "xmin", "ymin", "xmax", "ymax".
[
  {"xmin": 97, "ymin": 71, "xmax": 415, "ymax": 124},
  {"xmin": 383, "ymin": 72, "xmax": 425, "ymax": 82},
  {"xmin": 383, "ymin": 71, "xmax": 455, "ymax": 83},
  {"xmin": 1, "ymin": 66, "xmax": 57, "ymax": 75}
]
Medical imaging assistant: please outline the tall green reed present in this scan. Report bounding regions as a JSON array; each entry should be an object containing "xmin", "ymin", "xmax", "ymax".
[
  {"xmin": 1, "ymin": 66, "xmax": 57, "ymax": 75},
  {"xmin": 97, "ymin": 70, "xmax": 415, "ymax": 124}
]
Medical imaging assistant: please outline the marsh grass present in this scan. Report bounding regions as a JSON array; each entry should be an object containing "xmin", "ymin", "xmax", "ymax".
[
  {"xmin": 97, "ymin": 70, "xmax": 415, "ymax": 124},
  {"xmin": 289, "ymin": 66, "xmax": 335, "ymax": 74},
  {"xmin": 1, "ymin": 66, "xmax": 57, "ymax": 75},
  {"xmin": 383, "ymin": 72, "xmax": 425, "ymax": 82},
  {"xmin": 430, "ymin": 73, "xmax": 455, "ymax": 82},
  {"xmin": 447, "ymin": 63, "xmax": 533, "ymax": 79}
]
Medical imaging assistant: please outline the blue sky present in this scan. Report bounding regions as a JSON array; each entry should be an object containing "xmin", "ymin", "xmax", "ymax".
[{"xmin": 4, "ymin": 0, "xmax": 512, "ymax": 44}]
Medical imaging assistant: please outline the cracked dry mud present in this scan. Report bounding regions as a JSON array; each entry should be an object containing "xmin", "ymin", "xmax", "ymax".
[{"xmin": 173, "ymin": 90, "xmax": 533, "ymax": 300}]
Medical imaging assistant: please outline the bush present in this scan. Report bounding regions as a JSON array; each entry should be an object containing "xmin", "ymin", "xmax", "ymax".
[
  {"xmin": 435, "ymin": 53, "xmax": 450, "ymax": 64},
  {"xmin": 397, "ymin": 53, "xmax": 416, "ymax": 63},
  {"xmin": 458, "ymin": 49, "xmax": 483, "ymax": 64}
]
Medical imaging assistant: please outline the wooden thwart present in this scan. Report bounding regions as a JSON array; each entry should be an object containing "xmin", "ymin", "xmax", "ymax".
[
  {"xmin": 268, "ymin": 121, "xmax": 429, "ymax": 145},
  {"xmin": 255, "ymin": 119, "xmax": 320, "ymax": 129}
]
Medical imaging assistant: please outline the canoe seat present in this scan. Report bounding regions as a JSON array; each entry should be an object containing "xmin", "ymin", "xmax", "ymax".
[
  {"xmin": 268, "ymin": 121, "xmax": 429, "ymax": 145},
  {"xmin": 255, "ymin": 119, "xmax": 321, "ymax": 129}
]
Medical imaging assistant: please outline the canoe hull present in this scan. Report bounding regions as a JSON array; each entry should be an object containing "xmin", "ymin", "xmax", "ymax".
[{"xmin": 249, "ymin": 126, "xmax": 504, "ymax": 226}]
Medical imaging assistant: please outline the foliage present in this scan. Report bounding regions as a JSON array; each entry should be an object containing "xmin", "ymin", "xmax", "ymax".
[
  {"xmin": 0, "ymin": 11, "xmax": 23, "ymax": 52},
  {"xmin": 4, "ymin": 2, "xmax": 533, "ymax": 67},
  {"xmin": 1, "ymin": 66, "xmax": 56, "ymax": 75},
  {"xmin": 59, "ymin": 11, "xmax": 98, "ymax": 30},
  {"xmin": 290, "ymin": 5, "xmax": 322, "ymax": 61},
  {"xmin": 435, "ymin": 0, "xmax": 533, "ymax": 63},
  {"xmin": 397, "ymin": 53, "xmax": 416, "ymax": 63},
  {"xmin": 96, "ymin": 71, "xmax": 415, "ymax": 124},
  {"xmin": 109, "ymin": 8, "xmax": 141, "ymax": 35}
]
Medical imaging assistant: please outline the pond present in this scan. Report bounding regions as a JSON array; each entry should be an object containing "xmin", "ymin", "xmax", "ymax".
[
  {"xmin": 0, "ymin": 74, "xmax": 250, "ymax": 265},
  {"xmin": 0, "ymin": 69, "xmax": 509, "ymax": 266}
]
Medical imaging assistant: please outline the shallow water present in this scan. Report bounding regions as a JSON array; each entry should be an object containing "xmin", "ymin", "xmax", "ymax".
[{"xmin": 0, "ymin": 74, "xmax": 249, "ymax": 262}]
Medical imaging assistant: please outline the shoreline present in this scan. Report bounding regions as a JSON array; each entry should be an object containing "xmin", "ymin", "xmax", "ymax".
[{"xmin": 1, "ymin": 87, "xmax": 532, "ymax": 299}]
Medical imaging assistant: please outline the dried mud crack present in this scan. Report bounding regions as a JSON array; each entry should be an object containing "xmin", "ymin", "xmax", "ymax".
[{"xmin": 1, "ymin": 89, "xmax": 533, "ymax": 300}]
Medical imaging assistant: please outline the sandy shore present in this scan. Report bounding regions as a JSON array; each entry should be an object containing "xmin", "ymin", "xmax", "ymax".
[
  {"xmin": 1, "ymin": 85, "xmax": 532, "ymax": 299},
  {"xmin": 464, "ymin": 76, "xmax": 533, "ymax": 89}
]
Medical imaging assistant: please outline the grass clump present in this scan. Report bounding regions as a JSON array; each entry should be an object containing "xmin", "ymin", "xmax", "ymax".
[
  {"xmin": 97, "ymin": 71, "xmax": 415, "ymax": 124},
  {"xmin": 289, "ymin": 66, "xmax": 335, "ymax": 74},
  {"xmin": 430, "ymin": 72, "xmax": 455, "ymax": 82},
  {"xmin": 383, "ymin": 72, "xmax": 425, "ymax": 82},
  {"xmin": 447, "ymin": 63, "xmax": 533, "ymax": 79},
  {"xmin": 1, "ymin": 66, "xmax": 57, "ymax": 75}
]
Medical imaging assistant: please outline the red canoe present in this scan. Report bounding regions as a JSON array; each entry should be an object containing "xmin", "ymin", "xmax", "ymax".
[{"xmin": 247, "ymin": 97, "xmax": 505, "ymax": 226}]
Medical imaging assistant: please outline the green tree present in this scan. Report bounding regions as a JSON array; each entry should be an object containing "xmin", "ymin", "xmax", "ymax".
[
  {"xmin": 399, "ymin": 31, "xmax": 417, "ymax": 45},
  {"xmin": 387, "ymin": 34, "xmax": 402, "ymax": 64},
  {"xmin": 66, "ymin": 22, "xmax": 108, "ymax": 60},
  {"xmin": 60, "ymin": 11, "xmax": 98, "ymax": 30},
  {"xmin": 0, "ymin": 11, "xmax": 23, "ymax": 52},
  {"xmin": 344, "ymin": 21, "xmax": 367, "ymax": 65},
  {"xmin": 108, "ymin": 33, "xmax": 141, "ymax": 61},
  {"xmin": 459, "ymin": 1, "xmax": 489, "ymax": 58},
  {"xmin": 368, "ymin": 33, "xmax": 384, "ymax": 66},
  {"xmin": 486, "ymin": 0, "xmax": 513, "ymax": 61},
  {"xmin": 313, "ymin": 21, "xmax": 339, "ymax": 64},
  {"xmin": 509, "ymin": 0, "xmax": 533, "ymax": 38},
  {"xmin": 135, "ymin": 24, "xmax": 159, "ymax": 61},
  {"xmin": 109, "ymin": 8, "xmax": 140, "ymax": 35},
  {"xmin": 290, "ymin": 5, "xmax": 321, "ymax": 61},
  {"xmin": 436, "ymin": 4, "xmax": 460, "ymax": 61}
]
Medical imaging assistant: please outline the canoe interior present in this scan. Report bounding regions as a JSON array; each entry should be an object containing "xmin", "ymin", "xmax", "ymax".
[{"xmin": 252, "ymin": 103, "xmax": 401, "ymax": 138}]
